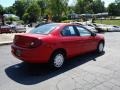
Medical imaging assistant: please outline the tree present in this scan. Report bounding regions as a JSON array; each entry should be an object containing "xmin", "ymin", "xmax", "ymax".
[
  {"xmin": 75, "ymin": 0, "xmax": 85, "ymax": 14},
  {"xmin": 74, "ymin": 0, "xmax": 106, "ymax": 14},
  {"xmin": 84, "ymin": 0, "xmax": 94, "ymax": 13},
  {"xmin": 13, "ymin": 0, "xmax": 26, "ymax": 19},
  {"xmin": 115, "ymin": 0, "xmax": 120, "ymax": 4},
  {"xmin": 4, "ymin": 6, "xmax": 15, "ymax": 14},
  {"xmin": 22, "ymin": 13, "xmax": 29, "ymax": 23},
  {"xmin": 13, "ymin": 0, "xmax": 69, "ymax": 22},
  {"xmin": 92, "ymin": 0, "xmax": 105, "ymax": 14},
  {"xmin": 115, "ymin": 0, "xmax": 120, "ymax": 16},
  {"xmin": 45, "ymin": 0, "xmax": 68, "ymax": 22},
  {"xmin": 24, "ymin": 2, "xmax": 40, "ymax": 23},
  {"xmin": 108, "ymin": 1, "xmax": 120, "ymax": 16},
  {"xmin": 0, "ymin": 5, "xmax": 5, "ymax": 25},
  {"xmin": 61, "ymin": 0, "xmax": 69, "ymax": 16},
  {"xmin": 37, "ymin": 0, "xmax": 46, "ymax": 17},
  {"xmin": 108, "ymin": 3, "xmax": 116, "ymax": 16},
  {"xmin": 0, "ymin": 5, "xmax": 4, "ymax": 15},
  {"xmin": 75, "ymin": 0, "xmax": 94, "ymax": 14},
  {"xmin": 0, "ymin": 5, "xmax": 3, "ymax": 14}
]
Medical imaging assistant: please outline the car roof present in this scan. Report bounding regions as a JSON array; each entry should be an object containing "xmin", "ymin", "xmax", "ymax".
[{"xmin": 45, "ymin": 23, "xmax": 77, "ymax": 26}]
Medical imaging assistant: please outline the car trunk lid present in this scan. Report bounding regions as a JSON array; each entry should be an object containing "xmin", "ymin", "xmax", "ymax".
[{"xmin": 14, "ymin": 34, "xmax": 46, "ymax": 48}]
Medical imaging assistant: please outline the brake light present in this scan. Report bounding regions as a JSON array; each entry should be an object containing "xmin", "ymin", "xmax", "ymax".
[{"xmin": 29, "ymin": 39, "xmax": 42, "ymax": 48}]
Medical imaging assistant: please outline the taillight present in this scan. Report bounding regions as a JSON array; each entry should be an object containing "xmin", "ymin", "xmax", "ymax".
[{"xmin": 29, "ymin": 39, "xmax": 42, "ymax": 48}]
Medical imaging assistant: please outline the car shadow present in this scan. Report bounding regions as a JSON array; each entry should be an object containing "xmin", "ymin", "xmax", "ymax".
[{"xmin": 5, "ymin": 52, "xmax": 105, "ymax": 85}]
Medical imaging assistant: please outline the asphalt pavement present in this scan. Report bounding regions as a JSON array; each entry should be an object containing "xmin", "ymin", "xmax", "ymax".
[{"xmin": 0, "ymin": 32, "xmax": 120, "ymax": 90}]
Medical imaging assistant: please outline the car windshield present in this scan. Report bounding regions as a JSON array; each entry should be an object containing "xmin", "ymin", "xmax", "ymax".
[{"xmin": 29, "ymin": 23, "xmax": 59, "ymax": 34}]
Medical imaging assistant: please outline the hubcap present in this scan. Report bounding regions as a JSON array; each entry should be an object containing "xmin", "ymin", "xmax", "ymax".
[
  {"xmin": 99, "ymin": 43, "xmax": 104, "ymax": 52},
  {"xmin": 54, "ymin": 54, "xmax": 64, "ymax": 68}
]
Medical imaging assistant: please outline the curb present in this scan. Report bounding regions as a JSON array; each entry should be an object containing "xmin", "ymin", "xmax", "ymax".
[{"xmin": 0, "ymin": 41, "xmax": 13, "ymax": 46}]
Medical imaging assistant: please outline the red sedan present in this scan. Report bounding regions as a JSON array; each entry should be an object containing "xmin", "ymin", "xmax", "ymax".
[{"xmin": 11, "ymin": 23, "xmax": 105, "ymax": 68}]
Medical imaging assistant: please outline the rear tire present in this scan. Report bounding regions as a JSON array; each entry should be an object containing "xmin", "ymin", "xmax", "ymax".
[{"xmin": 50, "ymin": 51, "xmax": 65, "ymax": 68}]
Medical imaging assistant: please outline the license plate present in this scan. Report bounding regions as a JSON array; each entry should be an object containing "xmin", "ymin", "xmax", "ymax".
[{"xmin": 16, "ymin": 49, "xmax": 21, "ymax": 56}]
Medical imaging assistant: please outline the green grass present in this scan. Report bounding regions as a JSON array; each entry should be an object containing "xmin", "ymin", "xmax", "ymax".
[{"xmin": 95, "ymin": 20, "xmax": 120, "ymax": 26}]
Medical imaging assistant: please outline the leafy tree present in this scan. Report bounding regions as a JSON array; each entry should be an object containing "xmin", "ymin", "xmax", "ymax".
[
  {"xmin": 37, "ymin": 0, "xmax": 46, "ymax": 17},
  {"xmin": 13, "ymin": 0, "xmax": 26, "ymax": 19},
  {"xmin": 108, "ymin": 3, "xmax": 116, "ymax": 16},
  {"xmin": 75, "ymin": 0, "xmax": 94, "ymax": 14},
  {"xmin": 92, "ymin": 0, "xmax": 106, "ymax": 14},
  {"xmin": 115, "ymin": 0, "xmax": 120, "ymax": 4},
  {"xmin": 61, "ymin": 0, "xmax": 69, "ymax": 16},
  {"xmin": 74, "ymin": 0, "xmax": 106, "ymax": 14},
  {"xmin": 0, "ymin": 5, "xmax": 4, "ymax": 15},
  {"xmin": 22, "ymin": 13, "xmax": 30, "ymax": 23},
  {"xmin": 24, "ymin": 2, "xmax": 40, "ymax": 23},
  {"xmin": 84, "ymin": 0, "xmax": 94, "ymax": 13},
  {"xmin": 68, "ymin": 6, "xmax": 75, "ymax": 13},
  {"xmin": 13, "ymin": 0, "xmax": 69, "ymax": 22},
  {"xmin": 75, "ymin": 0, "xmax": 85, "ymax": 14},
  {"xmin": 45, "ymin": 0, "xmax": 68, "ymax": 22},
  {"xmin": 0, "ymin": 5, "xmax": 5, "ymax": 25},
  {"xmin": 4, "ymin": 6, "xmax": 15, "ymax": 14},
  {"xmin": 108, "ymin": 1, "xmax": 120, "ymax": 16}
]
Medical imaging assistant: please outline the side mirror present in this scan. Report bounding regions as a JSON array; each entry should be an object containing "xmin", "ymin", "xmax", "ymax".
[{"xmin": 91, "ymin": 32, "xmax": 96, "ymax": 36}]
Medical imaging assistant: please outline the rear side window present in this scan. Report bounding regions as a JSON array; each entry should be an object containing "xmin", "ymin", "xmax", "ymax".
[
  {"xmin": 61, "ymin": 26, "xmax": 78, "ymax": 36},
  {"xmin": 29, "ymin": 23, "xmax": 59, "ymax": 34}
]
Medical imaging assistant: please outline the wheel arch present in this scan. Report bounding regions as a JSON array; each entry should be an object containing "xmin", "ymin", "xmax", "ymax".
[
  {"xmin": 50, "ymin": 48, "xmax": 67, "ymax": 60},
  {"xmin": 99, "ymin": 39, "xmax": 105, "ymax": 46}
]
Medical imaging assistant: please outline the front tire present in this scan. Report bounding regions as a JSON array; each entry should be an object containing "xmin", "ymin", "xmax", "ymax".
[
  {"xmin": 50, "ymin": 51, "xmax": 65, "ymax": 68},
  {"xmin": 97, "ymin": 41, "xmax": 104, "ymax": 53}
]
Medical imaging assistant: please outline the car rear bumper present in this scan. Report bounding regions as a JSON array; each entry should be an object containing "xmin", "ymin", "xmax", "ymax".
[{"xmin": 11, "ymin": 44, "xmax": 52, "ymax": 63}]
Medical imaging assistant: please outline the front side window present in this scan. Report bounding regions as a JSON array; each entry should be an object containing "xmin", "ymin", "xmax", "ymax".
[
  {"xmin": 61, "ymin": 26, "xmax": 78, "ymax": 36},
  {"xmin": 76, "ymin": 26, "xmax": 91, "ymax": 36}
]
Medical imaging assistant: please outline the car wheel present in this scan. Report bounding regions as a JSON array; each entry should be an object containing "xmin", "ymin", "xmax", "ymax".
[
  {"xmin": 97, "ymin": 42, "xmax": 104, "ymax": 53},
  {"xmin": 50, "ymin": 51, "xmax": 65, "ymax": 68}
]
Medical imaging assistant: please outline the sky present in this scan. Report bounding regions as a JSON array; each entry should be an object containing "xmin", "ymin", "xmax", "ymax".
[
  {"xmin": 68, "ymin": 0, "xmax": 115, "ymax": 7},
  {"xmin": 0, "ymin": 0, "xmax": 15, "ymax": 7},
  {"xmin": 0, "ymin": 0, "xmax": 115, "ymax": 7}
]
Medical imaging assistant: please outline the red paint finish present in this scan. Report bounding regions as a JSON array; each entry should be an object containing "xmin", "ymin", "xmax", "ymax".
[{"xmin": 11, "ymin": 23, "xmax": 104, "ymax": 63}]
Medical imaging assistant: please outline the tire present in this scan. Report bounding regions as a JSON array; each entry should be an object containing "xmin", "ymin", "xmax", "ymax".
[
  {"xmin": 50, "ymin": 51, "xmax": 65, "ymax": 68},
  {"xmin": 96, "ymin": 41, "xmax": 104, "ymax": 53}
]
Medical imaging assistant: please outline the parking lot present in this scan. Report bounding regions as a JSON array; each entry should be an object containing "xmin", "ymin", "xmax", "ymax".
[{"xmin": 0, "ymin": 32, "xmax": 120, "ymax": 90}]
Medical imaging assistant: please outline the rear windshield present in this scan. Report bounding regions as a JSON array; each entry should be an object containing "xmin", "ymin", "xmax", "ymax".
[{"xmin": 29, "ymin": 23, "xmax": 59, "ymax": 34}]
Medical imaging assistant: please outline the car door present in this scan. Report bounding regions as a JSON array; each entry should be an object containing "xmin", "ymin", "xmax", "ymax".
[
  {"xmin": 60, "ymin": 25, "xmax": 83, "ymax": 57},
  {"xmin": 75, "ymin": 25, "xmax": 97, "ymax": 53}
]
